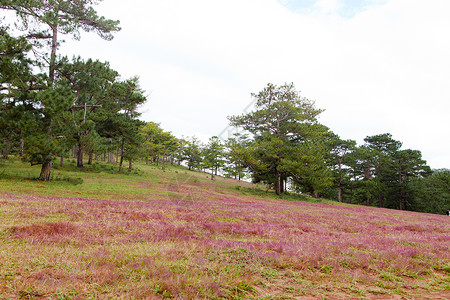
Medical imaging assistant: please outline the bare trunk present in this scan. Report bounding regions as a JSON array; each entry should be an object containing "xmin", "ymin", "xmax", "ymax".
[
  {"xmin": 162, "ymin": 148, "xmax": 166, "ymax": 169},
  {"xmin": 39, "ymin": 161, "xmax": 53, "ymax": 181},
  {"xmin": 60, "ymin": 156, "xmax": 64, "ymax": 168},
  {"xmin": 129, "ymin": 159, "xmax": 132, "ymax": 170},
  {"xmin": 119, "ymin": 139, "xmax": 125, "ymax": 172},
  {"xmin": 279, "ymin": 176, "xmax": 285, "ymax": 194},
  {"xmin": 337, "ymin": 175, "xmax": 342, "ymax": 202},
  {"xmin": 77, "ymin": 141, "xmax": 83, "ymax": 167},
  {"xmin": 49, "ymin": 26, "xmax": 58, "ymax": 83},
  {"xmin": 88, "ymin": 152, "xmax": 93, "ymax": 165},
  {"xmin": 108, "ymin": 152, "xmax": 114, "ymax": 163},
  {"xmin": 107, "ymin": 138, "xmax": 114, "ymax": 163},
  {"xmin": 20, "ymin": 138, "xmax": 24, "ymax": 157},
  {"xmin": 2, "ymin": 139, "xmax": 10, "ymax": 159},
  {"xmin": 274, "ymin": 173, "xmax": 281, "ymax": 195}
]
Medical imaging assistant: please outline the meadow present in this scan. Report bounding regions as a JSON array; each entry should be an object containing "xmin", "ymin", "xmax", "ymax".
[{"xmin": 0, "ymin": 158, "xmax": 448, "ymax": 299}]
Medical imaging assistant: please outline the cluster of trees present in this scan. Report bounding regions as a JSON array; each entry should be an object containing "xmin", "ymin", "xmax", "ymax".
[
  {"xmin": 1, "ymin": 2, "xmax": 447, "ymax": 214},
  {"xmin": 135, "ymin": 83, "xmax": 448, "ymax": 215},
  {"xmin": 1, "ymin": 0, "xmax": 146, "ymax": 178},
  {"xmin": 136, "ymin": 126, "xmax": 245, "ymax": 181},
  {"xmin": 227, "ymin": 83, "xmax": 448, "ymax": 214}
]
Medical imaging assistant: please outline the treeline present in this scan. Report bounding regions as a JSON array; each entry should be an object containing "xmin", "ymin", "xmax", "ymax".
[
  {"xmin": 225, "ymin": 83, "xmax": 449, "ymax": 214},
  {"xmin": 1, "ymin": 1, "xmax": 448, "ymax": 214}
]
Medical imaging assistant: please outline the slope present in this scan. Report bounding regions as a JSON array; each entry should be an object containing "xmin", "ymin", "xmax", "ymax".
[{"xmin": 0, "ymin": 158, "xmax": 449, "ymax": 299}]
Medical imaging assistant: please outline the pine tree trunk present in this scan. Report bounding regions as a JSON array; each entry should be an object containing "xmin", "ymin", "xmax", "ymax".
[
  {"xmin": 119, "ymin": 139, "xmax": 125, "ymax": 172},
  {"xmin": 20, "ymin": 138, "xmax": 24, "ymax": 157},
  {"xmin": 2, "ymin": 139, "xmax": 10, "ymax": 159},
  {"xmin": 39, "ymin": 161, "xmax": 53, "ymax": 181},
  {"xmin": 49, "ymin": 26, "xmax": 58, "ymax": 83},
  {"xmin": 77, "ymin": 141, "xmax": 83, "ymax": 167},
  {"xmin": 274, "ymin": 173, "xmax": 281, "ymax": 195},
  {"xmin": 108, "ymin": 138, "xmax": 114, "ymax": 163},
  {"xmin": 162, "ymin": 149, "xmax": 166, "ymax": 169},
  {"xmin": 337, "ymin": 175, "xmax": 342, "ymax": 202}
]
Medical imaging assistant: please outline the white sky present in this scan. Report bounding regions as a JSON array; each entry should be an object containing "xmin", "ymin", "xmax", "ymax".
[{"xmin": 9, "ymin": 0, "xmax": 450, "ymax": 168}]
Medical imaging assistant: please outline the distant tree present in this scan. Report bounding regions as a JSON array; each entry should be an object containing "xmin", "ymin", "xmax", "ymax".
[
  {"xmin": 345, "ymin": 133, "xmax": 432, "ymax": 210},
  {"xmin": 183, "ymin": 137, "xmax": 203, "ymax": 171},
  {"xmin": 158, "ymin": 131, "xmax": 178, "ymax": 170},
  {"xmin": 224, "ymin": 133, "xmax": 251, "ymax": 180},
  {"xmin": 325, "ymin": 134, "xmax": 356, "ymax": 202},
  {"xmin": 140, "ymin": 122, "xmax": 164, "ymax": 165},
  {"xmin": 391, "ymin": 149, "xmax": 431, "ymax": 210},
  {"xmin": 139, "ymin": 122, "xmax": 178, "ymax": 168},
  {"xmin": 409, "ymin": 169, "xmax": 450, "ymax": 214},
  {"xmin": 229, "ymin": 83, "xmax": 331, "ymax": 195},
  {"xmin": 105, "ymin": 78, "xmax": 146, "ymax": 173},
  {"xmin": 203, "ymin": 136, "xmax": 225, "ymax": 179}
]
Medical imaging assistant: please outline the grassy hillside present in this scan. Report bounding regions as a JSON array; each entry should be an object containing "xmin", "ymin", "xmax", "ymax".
[{"xmin": 0, "ymin": 158, "xmax": 449, "ymax": 299}]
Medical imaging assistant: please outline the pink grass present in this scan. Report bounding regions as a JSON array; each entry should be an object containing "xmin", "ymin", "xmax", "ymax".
[{"xmin": 0, "ymin": 177, "xmax": 449, "ymax": 299}]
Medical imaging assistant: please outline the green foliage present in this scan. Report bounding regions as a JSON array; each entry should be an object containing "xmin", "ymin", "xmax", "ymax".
[
  {"xmin": 224, "ymin": 133, "xmax": 252, "ymax": 180},
  {"xmin": 228, "ymin": 82, "xmax": 332, "ymax": 196},
  {"xmin": 1, "ymin": 0, "xmax": 121, "ymax": 179},
  {"xmin": 322, "ymin": 133, "xmax": 440, "ymax": 214},
  {"xmin": 181, "ymin": 136, "xmax": 203, "ymax": 171},
  {"xmin": 202, "ymin": 136, "xmax": 225, "ymax": 178},
  {"xmin": 409, "ymin": 169, "xmax": 450, "ymax": 214}
]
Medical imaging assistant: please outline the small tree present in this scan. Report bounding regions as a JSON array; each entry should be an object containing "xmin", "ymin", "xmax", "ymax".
[
  {"xmin": 183, "ymin": 137, "xmax": 203, "ymax": 171},
  {"xmin": 224, "ymin": 133, "xmax": 251, "ymax": 180},
  {"xmin": 203, "ymin": 136, "xmax": 225, "ymax": 179}
]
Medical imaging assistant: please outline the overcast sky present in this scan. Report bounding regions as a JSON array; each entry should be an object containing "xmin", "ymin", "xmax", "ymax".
[{"xmin": 55, "ymin": 0, "xmax": 449, "ymax": 169}]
